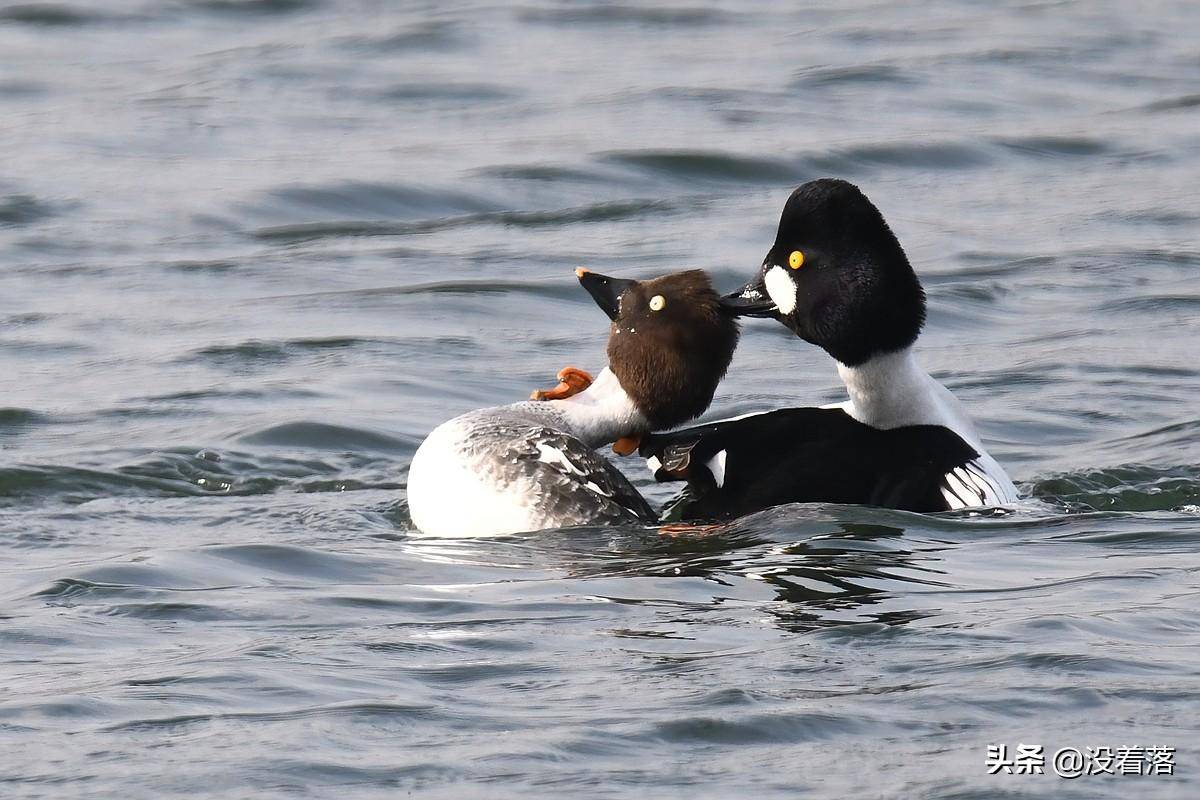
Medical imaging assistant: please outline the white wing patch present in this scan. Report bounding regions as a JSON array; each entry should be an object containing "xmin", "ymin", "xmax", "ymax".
[
  {"xmin": 706, "ymin": 449, "xmax": 728, "ymax": 488},
  {"xmin": 538, "ymin": 443, "xmax": 612, "ymax": 498},
  {"xmin": 536, "ymin": 443, "xmax": 585, "ymax": 476},
  {"xmin": 941, "ymin": 460, "xmax": 1006, "ymax": 509},
  {"xmin": 583, "ymin": 481, "xmax": 611, "ymax": 497}
]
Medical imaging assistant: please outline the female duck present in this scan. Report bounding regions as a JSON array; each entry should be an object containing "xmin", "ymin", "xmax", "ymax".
[{"xmin": 408, "ymin": 269, "xmax": 739, "ymax": 536}]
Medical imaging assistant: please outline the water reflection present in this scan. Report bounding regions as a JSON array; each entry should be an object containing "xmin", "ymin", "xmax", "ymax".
[
  {"xmin": 654, "ymin": 516, "xmax": 951, "ymax": 632},
  {"xmin": 403, "ymin": 511, "xmax": 957, "ymax": 634}
]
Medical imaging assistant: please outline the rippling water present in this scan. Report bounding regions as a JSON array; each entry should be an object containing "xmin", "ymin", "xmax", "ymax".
[{"xmin": 2, "ymin": 1, "xmax": 1199, "ymax": 797}]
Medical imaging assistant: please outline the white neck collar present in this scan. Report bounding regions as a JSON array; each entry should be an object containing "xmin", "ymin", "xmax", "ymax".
[
  {"xmin": 541, "ymin": 368, "xmax": 647, "ymax": 448},
  {"xmin": 835, "ymin": 346, "xmax": 982, "ymax": 447}
]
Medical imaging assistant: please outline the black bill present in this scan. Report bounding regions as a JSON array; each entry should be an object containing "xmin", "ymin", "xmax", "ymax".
[
  {"xmin": 576, "ymin": 268, "xmax": 637, "ymax": 321},
  {"xmin": 718, "ymin": 274, "xmax": 778, "ymax": 318}
]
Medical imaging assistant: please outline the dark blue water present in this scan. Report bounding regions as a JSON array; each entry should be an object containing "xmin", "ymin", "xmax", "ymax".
[{"xmin": 2, "ymin": 1, "xmax": 1198, "ymax": 797}]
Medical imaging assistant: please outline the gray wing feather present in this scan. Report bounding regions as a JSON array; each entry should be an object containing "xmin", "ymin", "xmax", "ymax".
[
  {"xmin": 455, "ymin": 412, "xmax": 654, "ymax": 527},
  {"xmin": 504, "ymin": 428, "xmax": 655, "ymax": 525}
]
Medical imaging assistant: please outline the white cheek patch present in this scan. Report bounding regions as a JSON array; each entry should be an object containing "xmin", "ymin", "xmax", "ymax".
[{"xmin": 763, "ymin": 266, "xmax": 797, "ymax": 316}]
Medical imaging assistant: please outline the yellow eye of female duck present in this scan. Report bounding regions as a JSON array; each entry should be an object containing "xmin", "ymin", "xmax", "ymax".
[
  {"xmin": 788, "ymin": 250, "xmax": 804, "ymax": 270},
  {"xmin": 648, "ymin": 294, "xmax": 666, "ymax": 312}
]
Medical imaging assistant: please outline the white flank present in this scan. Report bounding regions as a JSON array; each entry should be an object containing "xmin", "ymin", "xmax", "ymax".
[{"xmin": 408, "ymin": 420, "xmax": 543, "ymax": 537}]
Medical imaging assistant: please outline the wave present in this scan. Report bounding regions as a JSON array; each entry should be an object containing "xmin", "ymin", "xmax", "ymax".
[
  {"xmin": 235, "ymin": 420, "xmax": 415, "ymax": 453},
  {"xmin": 129, "ymin": 386, "xmax": 323, "ymax": 407},
  {"xmin": 649, "ymin": 711, "xmax": 871, "ymax": 744},
  {"xmin": 1138, "ymin": 93, "xmax": 1200, "ymax": 113},
  {"xmin": 476, "ymin": 162, "xmax": 633, "ymax": 186},
  {"xmin": 518, "ymin": 5, "xmax": 729, "ymax": 27},
  {"xmin": 333, "ymin": 20, "xmax": 464, "ymax": 54},
  {"xmin": 98, "ymin": 700, "xmax": 440, "ymax": 733},
  {"xmin": 0, "ymin": 3, "xmax": 103, "ymax": 26},
  {"xmin": 1098, "ymin": 294, "xmax": 1200, "ymax": 313},
  {"xmin": 185, "ymin": 0, "xmax": 317, "ymax": 16},
  {"xmin": 372, "ymin": 82, "xmax": 516, "ymax": 104},
  {"xmin": 0, "ymin": 193, "xmax": 57, "ymax": 226},
  {"xmin": 160, "ymin": 258, "xmax": 241, "ymax": 274},
  {"xmin": 259, "ymin": 181, "xmax": 499, "ymax": 221},
  {"xmin": 598, "ymin": 148, "xmax": 808, "ymax": 184},
  {"xmin": 250, "ymin": 198, "xmax": 677, "ymax": 242},
  {"xmin": 808, "ymin": 141, "xmax": 992, "ymax": 172},
  {"xmin": 0, "ymin": 407, "xmax": 50, "ymax": 429},
  {"xmin": 1029, "ymin": 464, "xmax": 1200, "ymax": 512},
  {"xmin": 0, "ymin": 463, "xmax": 221, "ymax": 504},
  {"xmin": 992, "ymin": 135, "xmax": 1111, "ymax": 158},
  {"xmin": 791, "ymin": 64, "xmax": 919, "ymax": 89},
  {"xmin": 175, "ymin": 335, "xmax": 483, "ymax": 377},
  {"xmin": 0, "ymin": 78, "xmax": 47, "ymax": 98},
  {"xmin": 182, "ymin": 336, "xmax": 379, "ymax": 362},
  {"xmin": 0, "ymin": 440, "xmax": 407, "ymax": 506}
]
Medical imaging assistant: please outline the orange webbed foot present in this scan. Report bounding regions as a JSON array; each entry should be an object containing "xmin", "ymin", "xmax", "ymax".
[
  {"xmin": 612, "ymin": 434, "xmax": 642, "ymax": 456},
  {"xmin": 530, "ymin": 366, "xmax": 594, "ymax": 401}
]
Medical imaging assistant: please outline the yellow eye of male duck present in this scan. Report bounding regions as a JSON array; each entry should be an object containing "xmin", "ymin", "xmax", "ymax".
[
  {"xmin": 788, "ymin": 250, "xmax": 804, "ymax": 270},
  {"xmin": 649, "ymin": 295, "xmax": 666, "ymax": 312}
]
